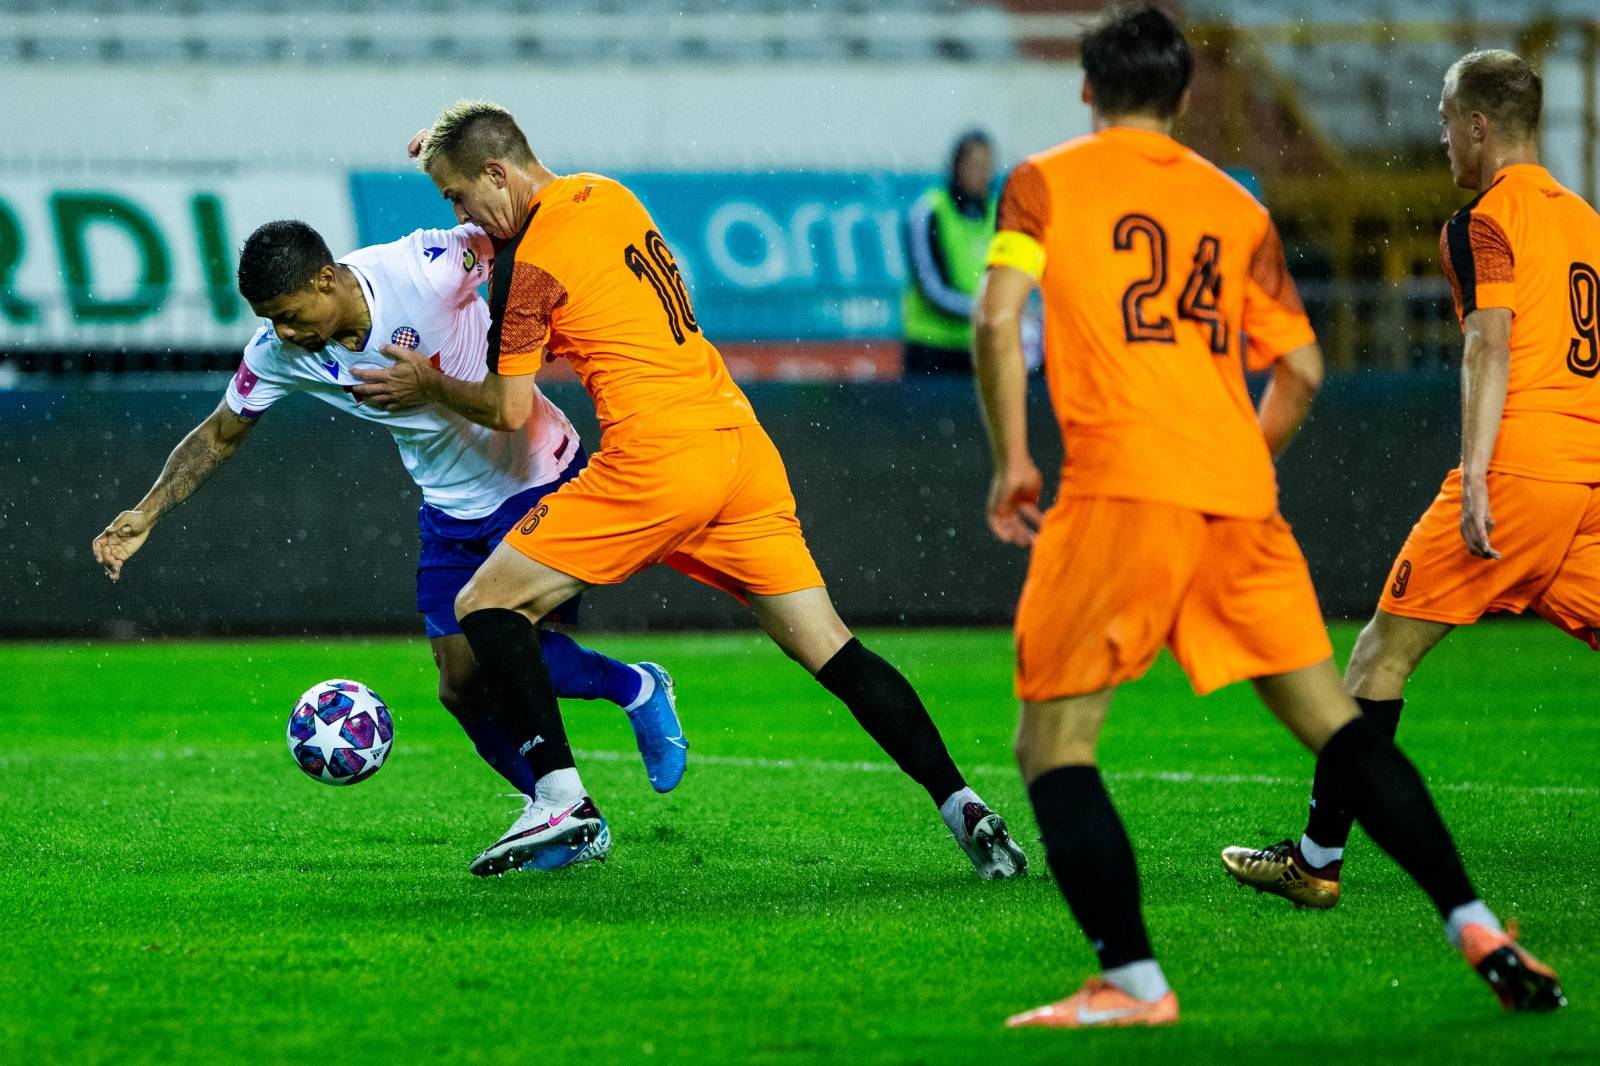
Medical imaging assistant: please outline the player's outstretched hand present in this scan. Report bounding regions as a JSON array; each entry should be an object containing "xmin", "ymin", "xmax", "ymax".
[
  {"xmin": 92, "ymin": 510, "xmax": 153, "ymax": 582},
  {"xmin": 1459, "ymin": 473, "xmax": 1501, "ymax": 560},
  {"xmin": 352, "ymin": 345, "xmax": 436, "ymax": 410},
  {"xmin": 987, "ymin": 461, "xmax": 1044, "ymax": 547},
  {"xmin": 407, "ymin": 128, "xmax": 430, "ymax": 159}
]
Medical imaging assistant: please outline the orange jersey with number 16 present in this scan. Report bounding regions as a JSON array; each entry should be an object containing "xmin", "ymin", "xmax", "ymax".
[
  {"xmin": 486, "ymin": 173, "xmax": 758, "ymax": 435},
  {"xmin": 988, "ymin": 128, "xmax": 1316, "ymax": 520}
]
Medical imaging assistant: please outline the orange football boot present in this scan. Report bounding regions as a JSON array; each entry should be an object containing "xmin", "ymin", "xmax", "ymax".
[
  {"xmin": 1459, "ymin": 922, "xmax": 1567, "ymax": 1013},
  {"xmin": 1006, "ymin": 978, "xmax": 1179, "ymax": 1029}
]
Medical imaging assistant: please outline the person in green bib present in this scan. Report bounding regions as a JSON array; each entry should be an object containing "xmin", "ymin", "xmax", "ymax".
[{"xmin": 902, "ymin": 130, "xmax": 1026, "ymax": 375}]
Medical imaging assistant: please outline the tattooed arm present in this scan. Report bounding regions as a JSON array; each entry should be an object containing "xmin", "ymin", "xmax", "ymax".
[{"xmin": 92, "ymin": 398, "xmax": 260, "ymax": 581}]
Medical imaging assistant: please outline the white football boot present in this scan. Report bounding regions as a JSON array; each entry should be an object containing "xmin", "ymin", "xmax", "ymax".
[
  {"xmin": 469, "ymin": 794, "xmax": 606, "ymax": 877},
  {"xmin": 519, "ymin": 818, "xmax": 612, "ymax": 871},
  {"xmin": 954, "ymin": 801, "xmax": 1029, "ymax": 880}
]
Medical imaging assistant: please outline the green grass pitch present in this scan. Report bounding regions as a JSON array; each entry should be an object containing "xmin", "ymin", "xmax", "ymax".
[{"xmin": 1, "ymin": 622, "xmax": 1594, "ymax": 1064}]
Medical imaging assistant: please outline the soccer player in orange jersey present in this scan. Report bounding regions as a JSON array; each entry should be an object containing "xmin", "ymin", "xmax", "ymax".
[
  {"xmin": 353, "ymin": 100, "xmax": 1029, "ymax": 880},
  {"xmin": 973, "ymin": 9, "xmax": 1563, "ymax": 1028},
  {"xmin": 1222, "ymin": 49, "xmax": 1599, "ymax": 928}
]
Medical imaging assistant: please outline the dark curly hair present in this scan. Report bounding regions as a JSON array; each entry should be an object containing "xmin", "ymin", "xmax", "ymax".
[{"xmin": 237, "ymin": 220, "xmax": 334, "ymax": 303}]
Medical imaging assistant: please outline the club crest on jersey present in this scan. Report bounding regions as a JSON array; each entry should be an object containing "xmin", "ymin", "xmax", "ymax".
[
  {"xmin": 423, "ymin": 246, "xmax": 445, "ymax": 262},
  {"xmin": 463, "ymin": 249, "xmax": 478, "ymax": 273},
  {"xmin": 391, "ymin": 326, "xmax": 421, "ymax": 350}
]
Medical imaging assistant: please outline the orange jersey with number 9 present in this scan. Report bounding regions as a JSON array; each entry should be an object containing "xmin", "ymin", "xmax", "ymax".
[
  {"xmin": 1439, "ymin": 164, "xmax": 1600, "ymax": 484},
  {"xmin": 988, "ymin": 128, "xmax": 1316, "ymax": 520},
  {"xmin": 486, "ymin": 173, "xmax": 758, "ymax": 435}
]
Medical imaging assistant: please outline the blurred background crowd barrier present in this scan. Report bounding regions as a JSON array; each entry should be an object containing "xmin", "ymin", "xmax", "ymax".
[
  {"xmin": 5, "ymin": 375, "xmax": 1459, "ymax": 636},
  {"xmin": 3, "ymin": 0, "xmax": 1597, "ymax": 635}
]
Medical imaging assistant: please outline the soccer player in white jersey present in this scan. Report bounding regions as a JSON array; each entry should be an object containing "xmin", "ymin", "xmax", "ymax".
[{"xmin": 92, "ymin": 220, "xmax": 687, "ymax": 872}]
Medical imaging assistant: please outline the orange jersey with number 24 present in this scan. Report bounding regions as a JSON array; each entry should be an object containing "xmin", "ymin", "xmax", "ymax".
[{"xmin": 989, "ymin": 128, "xmax": 1316, "ymax": 520}]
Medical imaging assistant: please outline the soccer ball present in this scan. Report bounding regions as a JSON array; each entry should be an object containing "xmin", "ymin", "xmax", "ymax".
[{"xmin": 286, "ymin": 679, "xmax": 395, "ymax": 785}]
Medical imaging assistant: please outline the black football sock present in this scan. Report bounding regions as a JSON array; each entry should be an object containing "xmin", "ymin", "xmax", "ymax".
[
  {"xmin": 1313, "ymin": 716, "xmax": 1477, "ymax": 918},
  {"xmin": 1029, "ymin": 765, "xmax": 1155, "ymax": 969},
  {"xmin": 439, "ymin": 683, "xmax": 542, "ymax": 796},
  {"xmin": 457, "ymin": 608, "xmax": 575, "ymax": 782},
  {"xmin": 1304, "ymin": 696, "xmax": 1404, "ymax": 851},
  {"xmin": 456, "ymin": 711, "xmax": 542, "ymax": 796},
  {"xmin": 814, "ymin": 638, "xmax": 965, "ymax": 805}
]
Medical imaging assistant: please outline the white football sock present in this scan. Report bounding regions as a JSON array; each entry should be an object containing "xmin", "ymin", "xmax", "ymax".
[
  {"xmin": 938, "ymin": 786, "xmax": 982, "ymax": 836},
  {"xmin": 1102, "ymin": 959, "xmax": 1171, "ymax": 1002},
  {"xmin": 1446, "ymin": 899, "xmax": 1502, "ymax": 949},
  {"xmin": 1298, "ymin": 834, "xmax": 1344, "ymax": 869},
  {"xmin": 533, "ymin": 767, "xmax": 585, "ymax": 806},
  {"xmin": 623, "ymin": 665, "xmax": 656, "ymax": 712}
]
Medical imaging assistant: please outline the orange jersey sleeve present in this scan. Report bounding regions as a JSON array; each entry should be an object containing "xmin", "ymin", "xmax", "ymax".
[
  {"xmin": 487, "ymin": 251, "xmax": 566, "ymax": 376},
  {"xmin": 1241, "ymin": 220, "xmax": 1316, "ymax": 370},
  {"xmin": 987, "ymin": 161, "xmax": 1051, "ymax": 278},
  {"xmin": 1441, "ymin": 210, "xmax": 1515, "ymax": 319},
  {"xmin": 487, "ymin": 175, "xmax": 757, "ymax": 434},
  {"xmin": 996, "ymin": 160, "xmax": 1051, "ymax": 241}
]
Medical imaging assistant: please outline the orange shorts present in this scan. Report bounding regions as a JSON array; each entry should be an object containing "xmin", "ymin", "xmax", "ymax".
[
  {"xmin": 1014, "ymin": 498, "xmax": 1334, "ymax": 700},
  {"xmin": 1378, "ymin": 469, "xmax": 1600, "ymax": 648},
  {"xmin": 502, "ymin": 422, "xmax": 825, "ymax": 600}
]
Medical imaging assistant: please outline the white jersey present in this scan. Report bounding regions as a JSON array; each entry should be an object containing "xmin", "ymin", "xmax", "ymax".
[{"xmin": 224, "ymin": 225, "xmax": 578, "ymax": 520}]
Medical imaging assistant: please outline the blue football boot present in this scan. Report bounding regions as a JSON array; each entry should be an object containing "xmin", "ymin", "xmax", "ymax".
[{"xmin": 626, "ymin": 662, "xmax": 687, "ymax": 793}]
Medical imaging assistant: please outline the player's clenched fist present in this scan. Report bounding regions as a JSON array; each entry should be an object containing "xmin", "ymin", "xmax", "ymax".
[
  {"xmin": 92, "ymin": 510, "xmax": 154, "ymax": 582},
  {"xmin": 986, "ymin": 461, "xmax": 1044, "ymax": 548}
]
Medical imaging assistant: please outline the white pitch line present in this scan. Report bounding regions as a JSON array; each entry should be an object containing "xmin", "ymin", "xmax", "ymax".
[
  {"xmin": 570, "ymin": 749, "xmax": 1600, "ymax": 799},
  {"xmin": 1, "ymin": 744, "xmax": 1594, "ymax": 799}
]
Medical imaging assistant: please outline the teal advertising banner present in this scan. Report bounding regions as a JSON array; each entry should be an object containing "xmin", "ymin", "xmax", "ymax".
[
  {"xmin": 350, "ymin": 168, "xmax": 1261, "ymax": 344},
  {"xmin": 351, "ymin": 170, "xmax": 938, "ymax": 342}
]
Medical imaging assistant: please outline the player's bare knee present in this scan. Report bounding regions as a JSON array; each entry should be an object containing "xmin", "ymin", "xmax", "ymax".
[
  {"xmin": 1346, "ymin": 615, "xmax": 1429, "ymax": 698},
  {"xmin": 1012, "ymin": 728, "xmax": 1046, "ymax": 779},
  {"xmin": 1344, "ymin": 623, "xmax": 1385, "ymax": 693},
  {"xmin": 1015, "ymin": 736, "xmax": 1097, "ymax": 785},
  {"xmin": 454, "ymin": 576, "xmax": 522, "ymax": 621},
  {"xmin": 750, "ymin": 587, "xmax": 852, "ymax": 673},
  {"xmin": 454, "ymin": 580, "xmax": 487, "ymax": 621},
  {"xmin": 1015, "ymin": 705, "xmax": 1099, "ymax": 783}
]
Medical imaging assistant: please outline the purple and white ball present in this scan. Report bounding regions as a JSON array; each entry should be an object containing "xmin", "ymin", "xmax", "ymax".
[{"xmin": 286, "ymin": 679, "xmax": 395, "ymax": 785}]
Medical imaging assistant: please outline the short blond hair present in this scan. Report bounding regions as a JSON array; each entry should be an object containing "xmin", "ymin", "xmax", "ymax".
[
  {"xmin": 1445, "ymin": 49, "xmax": 1541, "ymax": 139},
  {"xmin": 419, "ymin": 99, "xmax": 537, "ymax": 176}
]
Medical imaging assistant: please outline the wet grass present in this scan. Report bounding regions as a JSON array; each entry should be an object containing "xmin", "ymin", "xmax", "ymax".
[{"xmin": 1, "ymin": 622, "xmax": 1594, "ymax": 1064}]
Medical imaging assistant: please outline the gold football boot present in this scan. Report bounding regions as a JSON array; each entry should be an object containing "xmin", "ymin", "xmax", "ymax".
[{"xmin": 1220, "ymin": 839, "xmax": 1340, "ymax": 909}]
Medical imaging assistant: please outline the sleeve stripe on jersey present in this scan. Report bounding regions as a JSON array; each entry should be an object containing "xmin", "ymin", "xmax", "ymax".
[
  {"xmin": 485, "ymin": 203, "xmax": 541, "ymax": 374},
  {"xmin": 996, "ymin": 160, "xmax": 1050, "ymax": 242},
  {"xmin": 1248, "ymin": 221, "xmax": 1308, "ymax": 317},
  {"xmin": 1444, "ymin": 209, "xmax": 1478, "ymax": 317},
  {"xmin": 986, "ymin": 230, "xmax": 1046, "ymax": 280}
]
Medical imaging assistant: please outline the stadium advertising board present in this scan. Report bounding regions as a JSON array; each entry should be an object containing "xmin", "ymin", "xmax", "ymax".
[
  {"xmin": 0, "ymin": 175, "xmax": 356, "ymax": 351},
  {"xmin": 351, "ymin": 170, "xmax": 939, "ymax": 343},
  {"xmin": 1, "ymin": 168, "xmax": 1259, "ymax": 374}
]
